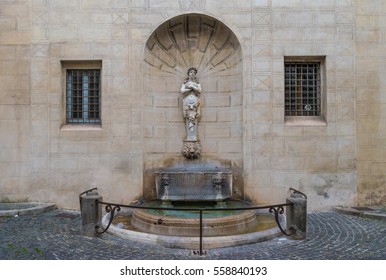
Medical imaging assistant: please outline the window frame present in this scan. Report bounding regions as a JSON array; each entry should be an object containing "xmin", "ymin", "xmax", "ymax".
[
  {"xmin": 61, "ymin": 60, "xmax": 102, "ymax": 127},
  {"xmin": 284, "ymin": 56, "xmax": 326, "ymax": 126}
]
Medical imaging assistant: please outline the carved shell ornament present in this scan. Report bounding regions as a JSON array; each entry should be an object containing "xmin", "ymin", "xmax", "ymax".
[{"xmin": 144, "ymin": 14, "xmax": 242, "ymax": 77}]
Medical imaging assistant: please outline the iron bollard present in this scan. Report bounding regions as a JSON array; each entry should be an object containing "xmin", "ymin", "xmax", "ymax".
[
  {"xmin": 80, "ymin": 190, "xmax": 102, "ymax": 237},
  {"xmin": 286, "ymin": 191, "xmax": 307, "ymax": 240}
]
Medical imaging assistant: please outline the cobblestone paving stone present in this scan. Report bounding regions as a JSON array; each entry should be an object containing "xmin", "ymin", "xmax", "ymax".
[{"xmin": 0, "ymin": 209, "xmax": 385, "ymax": 260}]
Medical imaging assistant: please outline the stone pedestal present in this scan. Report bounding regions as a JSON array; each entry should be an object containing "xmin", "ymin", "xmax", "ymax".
[
  {"xmin": 286, "ymin": 192, "xmax": 307, "ymax": 240},
  {"xmin": 80, "ymin": 191, "xmax": 102, "ymax": 237}
]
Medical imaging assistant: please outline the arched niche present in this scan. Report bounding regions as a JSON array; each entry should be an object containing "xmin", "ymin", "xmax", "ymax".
[{"xmin": 142, "ymin": 13, "xmax": 244, "ymax": 200}]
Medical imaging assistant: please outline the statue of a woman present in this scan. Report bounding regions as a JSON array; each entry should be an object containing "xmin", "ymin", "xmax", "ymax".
[{"xmin": 180, "ymin": 67, "xmax": 202, "ymax": 142}]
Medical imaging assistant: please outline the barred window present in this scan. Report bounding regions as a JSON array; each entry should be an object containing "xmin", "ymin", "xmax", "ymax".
[
  {"xmin": 285, "ymin": 62, "xmax": 321, "ymax": 117},
  {"xmin": 66, "ymin": 69, "xmax": 101, "ymax": 124}
]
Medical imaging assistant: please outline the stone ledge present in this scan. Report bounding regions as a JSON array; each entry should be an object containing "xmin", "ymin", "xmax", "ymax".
[
  {"xmin": 0, "ymin": 203, "xmax": 57, "ymax": 217},
  {"xmin": 334, "ymin": 206, "xmax": 386, "ymax": 222}
]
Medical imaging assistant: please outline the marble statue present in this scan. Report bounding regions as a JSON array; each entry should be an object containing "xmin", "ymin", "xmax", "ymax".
[
  {"xmin": 180, "ymin": 67, "xmax": 202, "ymax": 159},
  {"xmin": 180, "ymin": 67, "xmax": 202, "ymax": 141}
]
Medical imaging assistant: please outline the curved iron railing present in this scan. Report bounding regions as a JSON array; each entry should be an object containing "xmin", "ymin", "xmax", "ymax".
[
  {"xmin": 96, "ymin": 200, "xmax": 293, "ymax": 234},
  {"xmin": 81, "ymin": 189, "xmax": 301, "ymax": 255},
  {"xmin": 290, "ymin": 187, "xmax": 307, "ymax": 199},
  {"xmin": 78, "ymin": 187, "xmax": 98, "ymax": 208}
]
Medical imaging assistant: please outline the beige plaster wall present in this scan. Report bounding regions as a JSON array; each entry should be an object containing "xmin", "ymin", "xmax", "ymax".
[
  {"xmin": 356, "ymin": 0, "xmax": 386, "ymax": 206},
  {"xmin": 251, "ymin": 0, "xmax": 357, "ymax": 209},
  {"xmin": 0, "ymin": 0, "xmax": 381, "ymax": 211},
  {"xmin": 0, "ymin": 0, "xmax": 31, "ymax": 202}
]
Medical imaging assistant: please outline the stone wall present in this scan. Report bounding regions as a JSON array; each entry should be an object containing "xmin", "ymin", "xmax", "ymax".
[
  {"xmin": 250, "ymin": 0, "xmax": 357, "ymax": 209},
  {"xmin": 29, "ymin": 0, "xmax": 145, "ymax": 207},
  {"xmin": 0, "ymin": 0, "xmax": 384, "ymax": 210},
  {"xmin": 0, "ymin": 0, "xmax": 31, "ymax": 202},
  {"xmin": 356, "ymin": 0, "xmax": 386, "ymax": 205}
]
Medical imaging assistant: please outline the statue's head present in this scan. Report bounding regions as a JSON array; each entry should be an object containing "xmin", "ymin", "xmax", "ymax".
[{"xmin": 187, "ymin": 67, "xmax": 198, "ymax": 76}]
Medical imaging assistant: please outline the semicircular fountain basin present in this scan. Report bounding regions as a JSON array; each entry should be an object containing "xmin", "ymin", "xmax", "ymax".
[{"xmin": 105, "ymin": 200, "xmax": 283, "ymax": 249}]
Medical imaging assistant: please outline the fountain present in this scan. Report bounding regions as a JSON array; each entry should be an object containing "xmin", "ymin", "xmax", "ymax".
[
  {"xmin": 102, "ymin": 65, "xmax": 282, "ymax": 249},
  {"xmin": 92, "ymin": 14, "xmax": 295, "ymax": 250},
  {"xmin": 129, "ymin": 67, "xmax": 261, "ymax": 238}
]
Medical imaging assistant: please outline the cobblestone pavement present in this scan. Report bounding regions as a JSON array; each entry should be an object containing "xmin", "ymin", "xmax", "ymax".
[{"xmin": 0, "ymin": 209, "xmax": 385, "ymax": 260}]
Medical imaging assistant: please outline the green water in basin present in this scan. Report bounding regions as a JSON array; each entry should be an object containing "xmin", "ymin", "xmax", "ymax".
[{"xmin": 137, "ymin": 200, "xmax": 254, "ymax": 219}]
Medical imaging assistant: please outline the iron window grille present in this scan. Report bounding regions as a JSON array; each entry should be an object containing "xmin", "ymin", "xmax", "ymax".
[
  {"xmin": 66, "ymin": 69, "xmax": 101, "ymax": 124},
  {"xmin": 284, "ymin": 62, "xmax": 321, "ymax": 117}
]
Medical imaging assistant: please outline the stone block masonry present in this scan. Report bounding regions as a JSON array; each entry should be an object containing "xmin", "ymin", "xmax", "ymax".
[{"xmin": 0, "ymin": 0, "xmax": 383, "ymax": 210}]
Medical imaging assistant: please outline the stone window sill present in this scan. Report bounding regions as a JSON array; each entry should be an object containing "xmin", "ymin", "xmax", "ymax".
[
  {"xmin": 284, "ymin": 116, "xmax": 327, "ymax": 126},
  {"xmin": 60, "ymin": 124, "xmax": 102, "ymax": 131}
]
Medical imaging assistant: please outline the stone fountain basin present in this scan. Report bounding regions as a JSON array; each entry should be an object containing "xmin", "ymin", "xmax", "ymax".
[
  {"xmin": 103, "ymin": 201, "xmax": 282, "ymax": 249},
  {"xmin": 132, "ymin": 207, "xmax": 257, "ymax": 237},
  {"xmin": 129, "ymin": 200, "xmax": 257, "ymax": 237}
]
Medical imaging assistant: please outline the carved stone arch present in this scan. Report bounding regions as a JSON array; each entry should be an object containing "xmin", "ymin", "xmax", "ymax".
[{"xmin": 144, "ymin": 13, "xmax": 243, "ymax": 77}]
